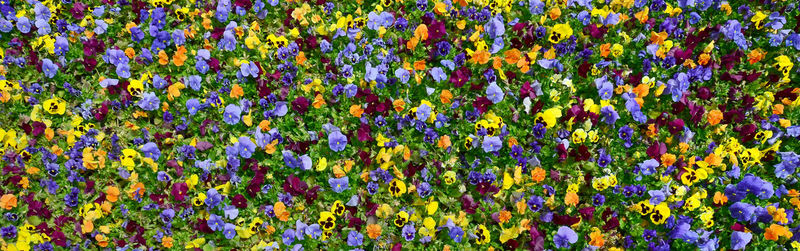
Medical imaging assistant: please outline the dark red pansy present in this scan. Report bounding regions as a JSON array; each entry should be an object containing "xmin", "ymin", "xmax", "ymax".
[
  {"xmin": 460, "ymin": 194, "xmax": 479, "ymax": 214},
  {"xmin": 283, "ymin": 174, "xmax": 307, "ymax": 196},
  {"xmin": 473, "ymin": 97, "xmax": 492, "ymax": 114},
  {"xmin": 603, "ymin": 216, "xmax": 620, "ymax": 231},
  {"xmin": 667, "ymin": 119, "xmax": 685, "ymax": 134},
  {"xmin": 232, "ymin": 194, "xmax": 248, "ymax": 209},
  {"xmin": 552, "ymin": 214, "xmax": 580, "ymax": 226},
  {"xmin": 291, "ymin": 96, "xmax": 310, "ymax": 114},
  {"xmin": 646, "ymin": 141, "xmax": 667, "ymax": 159},
  {"xmin": 171, "ymin": 182, "xmax": 189, "ymax": 201},
  {"xmin": 305, "ymin": 185, "xmax": 320, "ymax": 204},
  {"xmin": 578, "ymin": 207, "xmax": 595, "ymax": 220}
]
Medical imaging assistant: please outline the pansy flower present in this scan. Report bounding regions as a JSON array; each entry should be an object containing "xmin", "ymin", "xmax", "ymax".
[
  {"xmin": 42, "ymin": 97, "xmax": 67, "ymax": 115},
  {"xmin": 328, "ymin": 131, "xmax": 348, "ymax": 152},
  {"xmin": 318, "ymin": 211, "xmax": 336, "ymax": 231}
]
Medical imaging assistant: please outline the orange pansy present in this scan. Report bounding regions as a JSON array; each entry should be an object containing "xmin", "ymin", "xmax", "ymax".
[
  {"xmin": 504, "ymin": 49, "xmax": 521, "ymax": 64},
  {"xmin": 437, "ymin": 135, "xmax": 451, "ymax": 149},
  {"xmin": 0, "ymin": 194, "xmax": 17, "ymax": 210},
  {"xmin": 707, "ymin": 109, "xmax": 723, "ymax": 125},
  {"xmin": 367, "ymin": 224, "xmax": 382, "ymax": 239},
  {"xmin": 414, "ymin": 24, "xmax": 429, "ymax": 40},
  {"xmin": 565, "ymin": 192, "xmax": 579, "ymax": 206},
  {"xmin": 471, "ymin": 50, "xmax": 491, "ymax": 64},
  {"xmin": 589, "ymin": 231, "xmax": 605, "ymax": 247},
  {"xmin": 230, "ymin": 84, "xmax": 244, "ymax": 98},
  {"xmin": 531, "ymin": 167, "xmax": 546, "ymax": 183},
  {"xmin": 274, "ymin": 202, "xmax": 290, "ymax": 221},
  {"xmin": 172, "ymin": 46, "xmax": 188, "ymax": 66},
  {"xmin": 350, "ymin": 105, "xmax": 364, "ymax": 117},
  {"xmin": 393, "ymin": 99, "xmax": 406, "ymax": 112},
  {"xmin": 312, "ymin": 93, "xmax": 326, "ymax": 108},
  {"xmin": 440, "ymin": 90, "xmax": 453, "ymax": 104},
  {"xmin": 599, "ymin": 43, "xmax": 612, "ymax": 57},
  {"xmin": 414, "ymin": 60, "xmax": 427, "ymax": 71}
]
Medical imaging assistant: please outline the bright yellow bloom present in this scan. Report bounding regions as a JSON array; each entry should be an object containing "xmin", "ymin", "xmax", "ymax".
[
  {"xmin": 549, "ymin": 24, "xmax": 573, "ymax": 43},
  {"xmin": 42, "ymin": 98, "xmax": 67, "ymax": 115},
  {"xmin": 475, "ymin": 224, "xmax": 491, "ymax": 244},
  {"xmin": 120, "ymin": 149, "xmax": 139, "ymax": 170},
  {"xmin": 650, "ymin": 203, "xmax": 671, "ymax": 224},
  {"xmin": 751, "ymin": 11, "xmax": 768, "ymax": 29},
  {"xmin": 389, "ymin": 179, "xmax": 407, "ymax": 197}
]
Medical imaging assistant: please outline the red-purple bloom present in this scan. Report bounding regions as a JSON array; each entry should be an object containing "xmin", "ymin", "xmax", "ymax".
[
  {"xmin": 283, "ymin": 174, "xmax": 307, "ymax": 196},
  {"xmin": 171, "ymin": 182, "xmax": 189, "ymax": 201},
  {"xmin": 231, "ymin": 194, "xmax": 248, "ymax": 209},
  {"xmin": 460, "ymin": 194, "xmax": 478, "ymax": 214},
  {"xmin": 449, "ymin": 67, "xmax": 471, "ymax": 87},
  {"xmin": 291, "ymin": 96, "xmax": 309, "ymax": 114}
]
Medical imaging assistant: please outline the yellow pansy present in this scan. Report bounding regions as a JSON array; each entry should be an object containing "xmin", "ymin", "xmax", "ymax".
[
  {"xmin": 536, "ymin": 107, "xmax": 562, "ymax": 128},
  {"xmin": 571, "ymin": 129, "xmax": 587, "ymax": 144},
  {"xmin": 663, "ymin": 3, "xmax": 682, "ymax": 16},
  {"xmin": 443, "ymin": 171, "xmax": 456, "ymax": 185},
  {"xmin": 740, "ymin": 148, "xmax": 762, "ymax": 167},
  {"xmin": 587, "ymin": 130, "xmax": 599, "ymax": 143},
  {"xmin": 751, "ymin": 11, "xmax": 768, "ymax": 30},
  {"xmin": 502, "ymin": 171, "xmax": 513, "ymax": 190},
  {"xmin": 475, "ymin": 224, "xmax": 491, "ymax": 244},
  {"xmin": 318, "ymin": 211, "xmax": 337, "ymax": 231},
  {"xmin": 186, "ymin": 174, "xmax": 199, "ymax": 189},
  {"xmin": 611, "ymin": 43, "xmax": 624, "ymax": 57},
  {"xmin": 185, "ymin": 238, "xmax": 206, "ymax": 249},
  {"xmin": 42, "ymin": 98, "xmax": 67, "ymax": 115},
  {"xmin": 120, "ymin": 149, "xmax": 139, "ymax": 170},
  {"xmin": 376, "ymin": 134, "xmax": 391, "ymax": 147},
  {"xmin": 422, "ymin": 217, "xmax": 436, "ymax": 236},
  {"xmin": 650, "ymin": 203, "xmax": 671, "ymax": 224},
  {"xmin": 684, "ymin": 197, "xmax": 701, "ymax": 211},
  {"xmin": 473, "ymin": 39, "xmax": 489, "ymax": 52},
  {"xmin": 389, "ymin": 179, "xmax": 407, "ymax": 197},
  {"xmin": 549, "ymin": 24, "xmax": 573, "ymax": 43},
  {"xmin": 393, "ymin": 211, "xmax": 409, "ymax": 227},
  {"xmin": 316, "ymin": 157, "xmax": 328, "ymax": 171},
  {"xmin": 592, "ymin": 177, "xmax": 610, "ymax": 191},
  {"xmin": 775, "ymin": 55, "xmax": 793, "ymax": 78},
  {"xmin": 680, "ymin": 168, "xmax": 708, "ymax": 186},
  {"xmin": 427, "ymin": 201, "xmax": 439, "ymax": 215},
  {"xmin": 567, "ymin": 183, "xmax": 580, "ymax": 193},
  {"xmin": 499, "ymin": 226, "xmax": 519, "ymax": 243},
  {"xmin": 192, "ymin": 193, "xmax": 206, "ymax": 207},
  {"xmin": 637, "ymin": 200, "xmax": 654, "ymax": 215}
]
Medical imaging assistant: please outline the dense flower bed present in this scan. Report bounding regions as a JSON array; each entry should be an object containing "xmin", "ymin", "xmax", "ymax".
[{"xmin": 0, "ymin": 0, "xmax": 799, "ymax": 250}]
